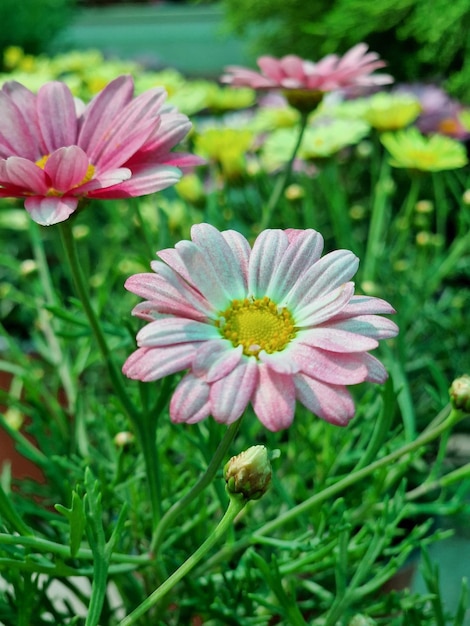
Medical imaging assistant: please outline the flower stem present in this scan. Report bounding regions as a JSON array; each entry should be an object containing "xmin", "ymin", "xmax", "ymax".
[
  {"xmin": 58, "ymin": 220, "xmax": 162, "ymax": 524},
  {"xmin": 58, "ymin": 221, "xmax": 139, "ymax": 424},
  {"xmin": 151, "ymin": 419, "xmax": 241, "ymax": 554},
  {"xmin": 119, "ymin": 495, "xmax": 246, "ymax": 626},
  {"xmin": 392, "ymin": 173, "xmax": 422, "ymax": 260},
  {"xmin": 206, "ymin": 407, "xmax": 462, "ymax": 568},
  {"xmin": 362, "ymin": 157, "xmax": 391, "ymax": 284},
  {"xmin": 260, "ymin": 111, "xmax": 309, "ymax": 230}
]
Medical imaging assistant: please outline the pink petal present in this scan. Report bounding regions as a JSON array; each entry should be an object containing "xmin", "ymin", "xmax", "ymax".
[
  {"xmin": 24, "ymin": 196, "xmax": 78, "ymax": 226},
  {"xmin": 88, "ymin": 164, "xmax": 182, "ymax": 198},
  {"xmin": 78, "ymin": 76, "xmax": 135, "ymax": 154},
  {"xmin": 89, "ymin": 88, "xmax": 166, "ymax": 169},
  {"xmin": 362, "ymin": 353, "xmax": 389, "ymax": 383},
  {"xmin": 291, "ymin": 343, "xmax": 369, "ymax": 384},
  {"xmin": 5, "ymin": 157, "xmax": 49, "ymax": 193},
  {"xmin": 330, "ymin": 295, "xmax": 397, "ymax": 318},
  {"xmin": 159, "ymin": 238, "xmax": 233, "ymax": 310},
  {"xmin": 125, "ymin": 271, "xmax": 210, "ymax": 322},
  {"xmin": 322, "ymin": 315, "xmax": 399, "ymax": 340},
  {"xmin": 0, "ymin": 84, "xmax": 42, "ymax": 159},
  {"xmin": 295, "ymin": 282, "xmax": 355, "ymax": 326},
  {"xmin": 297, "ymin": 327, "xmax": 379, "ymax": 352},
  {"xmin": 210, "ymin": 358, "xmax": 259, "ymax": 424},
  {"xmin": 122, "ymin": 344, "xmax": 196, "ymax": 381},
  {"xmin": 286, "ymin": 249, "xmax": 359, "ymax": 309},
  {"xmin": 221, "ymin": 229, "xmax": 251, "ymax": 284},
  {"xmin": 43, "ymin": 146, "xmax": 90, "ymax": 192},
  {"xmin": 37, "ymin": 82, "xmax": 78, "ymax": 151},
  {"xmin": 248, "ymin": 230, "xmax": 290, "ymax": 296},
  {"xmin": 193, "ymin": 340, "xmax": 243, "ymax": 382},
  {"xmin": 190, "ymin": 223, "xmax": 247, "ymax": 300},
  {"xmin": 136, "ymin": 317, "xmax": 218, "ymax": 347},
  {"xmin": 294, "ymin": 373, "xmax": 355, "ymax": 425},
  {"xmin": 170, "ymin": 373, "xmax": 211, "ymax": 424},
  {"xmin": 252, "ymin": 364, "xmax": 296, "ymax": 431},
  {"xmin": 267, "ymin": 229, "xmax": 324, "ymax": 301}
]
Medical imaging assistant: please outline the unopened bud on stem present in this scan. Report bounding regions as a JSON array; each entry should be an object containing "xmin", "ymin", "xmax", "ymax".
[
  {"xmin": 224, "ymin": 445, "xmax": 272, "ymax": 501},
  {"xmin": 449, "ymin": 375, "xmax": 470, "ymax": 412}
]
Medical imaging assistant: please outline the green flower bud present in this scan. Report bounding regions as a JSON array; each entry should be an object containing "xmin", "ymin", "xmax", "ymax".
[
  {"xmin": 224, "ymin": 445, "xmax": 272, "ymax": 501},
  {"xmin": 449, "ymin": 375, "xmax": 470, "ymax": 412}
]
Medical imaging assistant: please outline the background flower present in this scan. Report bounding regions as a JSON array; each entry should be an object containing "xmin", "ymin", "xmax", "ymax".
[
  {"xmin": 123, "ymin": 223, "xmax": 398, "ymax": 431},
  {"xmin": 0, "ymin": 75, "xmax": 203, "ymax": 225},
  {"xmin": 221, "ymin": 44, "xmax": 392, "ymax": 93},
  {"xmin": 380, "ymin": 127, "xmax": 468, "ymax": 171}
]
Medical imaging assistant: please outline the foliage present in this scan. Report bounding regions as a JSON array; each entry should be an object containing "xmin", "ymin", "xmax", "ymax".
[
  {"xmin": 221, "ymin": 0, "xmax": 470, "ymax": 99},
  {"xmin": 0, "ymin": 0, "xmax": 76, "ymax": 63},
  {"xmin": 1, "ymin": 47, "xmax": 470, "ymax": 624}
]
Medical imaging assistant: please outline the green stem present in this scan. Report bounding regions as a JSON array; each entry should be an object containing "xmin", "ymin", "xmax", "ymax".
[
  {"xmin": 362, "ymin": 157, "xmax": 391, "ymax": 284},
  {"xmin": 260, "ymin": 111, "xmax": 309, "ymax": 230},
  {"xmin": 29, "ymin": 220, "xmax": 76, "ymax": 419},
  {"xmin": 119, "ymin": 495, "xmax": 246, "ymax": 626},
  {"xmin": 58, "ymin": 221, "xmax": 162, "ymax": 525},
  {"xmin": 392, "ymin": 174, "xmax": 422, "ymax": 260},
  {"xmin": 206, "ymin": 407, "xmax": 462, "ymax": 569},
  {"xmin": 57, "ymin": 221, "xmax": 139, "ymax": 424},
  {"xmin": 0, "ymin": 532, "xmax": 151, "ymax": 565},
  {"xmin": 425, "ymin": 229, "xmax": 470, "ymax": 297},
  {"xmin": 151, "ymin": 419, "xmax": 241, "ymax": 553}
]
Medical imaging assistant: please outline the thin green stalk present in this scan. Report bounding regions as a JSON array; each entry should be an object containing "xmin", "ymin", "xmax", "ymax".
[
  {"xmin": 318, "ymin": 160, "xmax": 354, "ymax": 251},
  {"xmin": 206, "ymin": 407, "xmax": 463, "ymax": 568},
  {"xmin": 0, "ymin": 532, "xmax": 151, "ymax": 565},
  {"xmin": 392, "ymin": 174, "xmax": 422, "ymax": 260},
  {"xmin": 29, "ymin": 220, "xmax": 76, "ymax": 420},
  {"xmin": 425, "ymin": 229, "xmax": 470, "ymax": 297},
  {"xmin": 119, "ymin": 495, "xmax": 246, "ymax": 626},
  {"xmin": 151, "ymin": 419, "xmax": 241, "ymax": 553},
  {"xmin": 260, "ymin": 112, "xmax": 309, "ymax": 230},
  {"xmin": 362, "ymin": 157, "xmax": 391, "ymax": 284},
  {"xmin": 58, "ymin": 220, "xmax": 162, "ymax": 525},
  {"xmin": 57, "ymin": 221, "xmax": 139, "ymax": 424}
]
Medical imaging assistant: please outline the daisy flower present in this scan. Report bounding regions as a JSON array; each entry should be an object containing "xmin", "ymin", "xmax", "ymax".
[
  {"xmin": 221, "ymin": 44, "xmax": 393, "ymax": 112},
  {"xmin": 380, "ymin": 127, "xmax": 468, "ymax": 172},
  {"xmin": 123, "ymin": 224, "xmax": 398, "ymax": 432},
  {"xmin": 0, "ymin": 75, "xmax": 203, "ymax": 225}
]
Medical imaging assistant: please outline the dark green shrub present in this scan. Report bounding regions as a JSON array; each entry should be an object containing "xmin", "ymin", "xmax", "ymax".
[
  {"xmin": 221, "ymin": 0, "xmax": 470, "ymax": 100},
  {"xmin": 0, "ymin": 0, "xmax": 76, "ymax": 60}
]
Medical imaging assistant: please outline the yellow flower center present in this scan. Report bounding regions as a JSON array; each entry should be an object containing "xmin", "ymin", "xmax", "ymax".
[
  {"xmin": 35, "ymin": 154, "xmax": 95, "ymax": 196},
  {"xmin": 216, "ymin": 296, "xmax": 297, "ymax": 358}
]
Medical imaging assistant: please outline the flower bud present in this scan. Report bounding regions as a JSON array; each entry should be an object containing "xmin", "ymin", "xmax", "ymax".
[
  {"xmin": 449, "ymin": 375, "xmax": 470, "ymax": 412},
  {"xmin": 114, "ymin": 431, "xmax": 135, "ymax": 449},
  {"xmin": 224, "ymin": 445, "xmax": 272, "ymax": 501}
]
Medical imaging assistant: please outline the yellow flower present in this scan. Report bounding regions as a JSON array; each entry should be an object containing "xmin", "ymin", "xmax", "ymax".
[
  {"xmin": 380, "ymin": 128, "xmax": 468, "ymax": 172},
  {"xmin": 261, "ymin": 118, "xmax": 370, "ymax": 170},
  {"xmin": 194, "ymin": 127, "xmax": 253, "ymax": 180},
  {"xmin": 362, "ymin": 92, "xmax": 421, "ymax": 131}
]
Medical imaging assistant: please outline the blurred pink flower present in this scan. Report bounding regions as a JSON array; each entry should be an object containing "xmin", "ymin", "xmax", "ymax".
[
  {"xmin": 123, "ymin": 224, "xmax": 398, "ymax": 431},
  {"xmin": 221, "ymin": 44, "xmax": 393, "ymax": 94},
  {"xmin": 0, "ymin": 76, "xmax": 203, "ymax": 225}
]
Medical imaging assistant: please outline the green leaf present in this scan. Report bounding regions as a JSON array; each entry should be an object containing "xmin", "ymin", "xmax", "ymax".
[{"xmin": 55, "ymin": 490, "xmax": 86, "ymax": 558}]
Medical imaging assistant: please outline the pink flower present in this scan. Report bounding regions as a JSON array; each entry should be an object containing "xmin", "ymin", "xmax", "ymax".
[
  {"xmin": 221, "ymin": 43, "xmax": 393, "ymax": 93},
  {"xmin": 123, "ymin": 224, "xmax": 398, "ymax": 432},
  {"xmin": 0, "ymin": 76, "xmax": 203, "ymax": 226}
]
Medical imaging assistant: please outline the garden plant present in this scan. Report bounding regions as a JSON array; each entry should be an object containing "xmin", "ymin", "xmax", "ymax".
[{"xmin": 0, "ymin": 42, "xmax": 470, "ymax": 626}]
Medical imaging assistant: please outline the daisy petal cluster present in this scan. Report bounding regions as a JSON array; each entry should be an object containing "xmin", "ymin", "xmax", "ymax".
[
  {"xmin": 0, "ymin": 76, "xmax": 203, "ymax": 225},
  {"xmin": 380, "ymin": 127, "xmax": 468, "ymax": 172},
  {"xmin": 123, "ymin": 224, "xmax": 398, "ymax": 432},
  {"xmin": 221, "ymin": 44, "xmax": 392, "ymax": 112}
]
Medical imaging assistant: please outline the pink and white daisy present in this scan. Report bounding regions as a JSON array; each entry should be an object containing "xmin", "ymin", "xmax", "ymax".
[
  {"xmin": 222, "ymin": 44, "xmax": 392, "ymax": 92},
  {"xmin": 0, "ymin": 76, "xmax": 203, "ymax": 226},
  {"xmin": 123, "ymin": 224, "xmax": 398, "ymax": 432}
]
